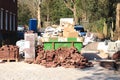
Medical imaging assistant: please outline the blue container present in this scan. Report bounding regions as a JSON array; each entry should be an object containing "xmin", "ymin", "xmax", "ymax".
[{"xmin": 29, "ymin": 19, "xmax": 37, "ymax": 32}]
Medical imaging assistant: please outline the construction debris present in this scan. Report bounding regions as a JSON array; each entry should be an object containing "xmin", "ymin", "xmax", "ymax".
[
  {"xmin": 0, "ymin": 45, "xmax": 19, "ymax": 61},
  {"xmin": 34, "ymin": 45, "xmax": 93, "ymax": 68},
  {"xmin": 63, "ymin": 23, "xmax": 79, "ymax": 38},
  {"xmin": 24, "ymin": 32, "xmax": 38, "ymax": 62},
  {"xmin": 112, "ymin": 51, "xmax": 120, "ymax": 60}
]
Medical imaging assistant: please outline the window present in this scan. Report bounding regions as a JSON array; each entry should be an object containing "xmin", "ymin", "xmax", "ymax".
[
  {"xmin": 9, "ymin": 12, "xmax": 12, "ymax": 31},
  {"xmin": 1, "ymin": 8, "xmax": 3, "ymax": 30},
  {"xmin": 0, "ymin": 10, "xmax": 1, "ymax": 30},
  {"xmin": 5, "ymin": 10, "xmax": 8, "ymax": 30},
  {"xmin": 13, "ymin": 14, "xmax": 15, "ymax": 31}
]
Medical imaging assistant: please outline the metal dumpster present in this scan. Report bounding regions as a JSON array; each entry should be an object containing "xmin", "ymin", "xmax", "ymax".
[{"xmin": 43, "ymin": 38, "xmax": 83, "ymax": 52}]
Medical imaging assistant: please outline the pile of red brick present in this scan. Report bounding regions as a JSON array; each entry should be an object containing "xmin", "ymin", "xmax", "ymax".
[
  {"xmin": 0, "ymin": 45, "xmax": 19, "ymax": 60},
  {"xmin": 34, "ymin": 46, "xmax": 93, "ymax": 68},
  {"xmin": 112, "ymin": 51, "xmax": 120, "ymax": 60}
]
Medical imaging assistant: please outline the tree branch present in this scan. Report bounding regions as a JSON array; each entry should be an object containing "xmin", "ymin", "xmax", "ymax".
[
  {"xmin": 71, "ymin": 0, "xmax": 75, "ymax": 4},
  {"xmin": 64, "ymin": 0, "xmax": 74, "ymax": 12}
]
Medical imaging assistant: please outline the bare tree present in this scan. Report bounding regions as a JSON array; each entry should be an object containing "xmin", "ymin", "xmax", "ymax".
[
  {"xmin": 63, "ymin": 0, "xmax": 78, "ymax": 25},
  {"xmin": 37, "ymin": 0, "xmax": 42, "ymax": 30}
]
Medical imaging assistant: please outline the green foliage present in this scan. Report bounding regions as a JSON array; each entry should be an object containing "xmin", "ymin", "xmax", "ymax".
[
  {"xmin": 18, "ymin": 3, "xmax": 31, "ymax": 25},
  {"xmin": 76, "ymin": 0, "xmax": 87, "ymax": 17},
  {"xmin": 18, "ymin": 0, "xmax": 118, "ymax": 33},
  {"xmin": 18, "ymin": 0, "xmax": 73, "ymax": 26},
  {"xmin": 41, "ymin": 0, "xmax": 73, "ymax": 24},
  {"xmin": 86, "ymin": 0, "xmax": 109, "ymax": 22},
  {"xmin": 87, "ymin": 18, "xmax": 105, "ymax": 33},
  {"xmin": 83, "ymin": 0, "xmax": 118, "ymax": 38}
]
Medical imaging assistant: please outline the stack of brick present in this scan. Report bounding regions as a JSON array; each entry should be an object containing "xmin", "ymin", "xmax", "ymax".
[
  {"xmin": 0, "ymin": 45, "xmax": 9, "ymax": 59},
  {"xmin": 34, "ymin": 46, "xmax": 93, "ymax": 68},
  {"xmin": 0, "ymin": 45, "xmax": 19, "ymax": 60},
  {"xmin": 9, "ymin": 45, "xmax": 19, "ymax": 59}
]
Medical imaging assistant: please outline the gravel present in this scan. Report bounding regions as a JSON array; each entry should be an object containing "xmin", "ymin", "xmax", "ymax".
[{"xmin": 0, "ymin": 61, "xmax": 120, "ymax": 80}]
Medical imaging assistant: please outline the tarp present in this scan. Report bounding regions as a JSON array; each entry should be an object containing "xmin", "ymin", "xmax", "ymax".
[{"xmin": 16, "ymin": 40, "xmax": 30, "ymax": 54}]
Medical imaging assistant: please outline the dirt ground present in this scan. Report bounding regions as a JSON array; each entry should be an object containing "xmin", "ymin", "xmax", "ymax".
[{"xmin": 0, "ymin": 61, "xmax": 120, "ymax": 80}]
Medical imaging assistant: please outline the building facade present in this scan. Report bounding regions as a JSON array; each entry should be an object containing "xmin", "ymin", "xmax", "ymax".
[{"xmin": 0, "ymin": 0, "xmax": 17, "ymax": 45}]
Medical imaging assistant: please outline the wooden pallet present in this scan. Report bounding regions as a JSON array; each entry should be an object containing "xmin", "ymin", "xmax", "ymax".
[{"xmin": 0, "ymin": 58, "xmax": 19, "ymax": 62}]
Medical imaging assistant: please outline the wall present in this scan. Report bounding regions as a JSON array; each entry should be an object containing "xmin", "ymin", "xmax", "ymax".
[
  {"xmin": 0, "ymin": 0, "xmax": 17, "ymax": 32},
  {"xmin": 0, "ymin": 0, "xmax": 17, "ymax": 46}
]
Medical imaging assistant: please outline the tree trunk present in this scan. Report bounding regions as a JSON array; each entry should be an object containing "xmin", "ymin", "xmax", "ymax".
[
  {"xmin": 37, "ymin": 0, "xmax": 41, "ymax": 30},
  {"xmin": 103, "ymin": 22, "xmax": 108, "ymax": 38},
  {"xmin": 63, "ymin": 1, "xmax": 78, "ymax": 25},
  {"xmin": 113, "ymin": 3, "xmax": 120, "ymax": 40},
  {"xmin": 73, "ymin": 5, "xmax": 78, "ymax": 25},
  {"xmin": 116, "ymin": 3, "xmax": 120, "ymax": 32},
  {"xmin": 111, "ymin": 21, "xmax": 114, "ymax": 39},
  {"xmin": 47, "ymin": 6, "xmax": 50, "ymax": 22}
]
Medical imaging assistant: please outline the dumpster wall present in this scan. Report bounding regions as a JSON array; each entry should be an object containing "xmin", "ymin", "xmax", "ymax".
[{"xmin": 43, "ymin": 42, "xmax": 83, "ymax": 52}]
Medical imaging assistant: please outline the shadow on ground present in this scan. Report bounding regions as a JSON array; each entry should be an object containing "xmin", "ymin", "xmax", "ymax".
[
  {"xmin": 76, "ymin": 68, "xmax": 120, "ymax": 80},
  {"xmin": 76, "ymin": 62, "xmax": 120, "ymax": 80}
]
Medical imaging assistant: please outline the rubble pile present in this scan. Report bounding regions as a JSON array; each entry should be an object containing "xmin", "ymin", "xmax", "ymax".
[
  {"xmin": 112, "ymin": 51, "xmax": 120, "ymax": 60},
  {"xmin": 34, "ymin": 46, "xmax": 93, "ymax": 68},
  {"xmin": 63, "ymin": 23, "xmax": 78, "ymax": 38},
  {"xmin": 0, "ymin": 45, "xmax": 19, "ymax": 59}
]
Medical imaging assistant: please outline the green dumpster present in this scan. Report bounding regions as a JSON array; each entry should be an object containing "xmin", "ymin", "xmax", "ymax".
[
  {"xmin": 43, "ymin": 37, "xmax": 83, "ymax": 52},
  {"xmin": 43, "ymin": 41, "xmax": 83, "ymax": 52}
]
